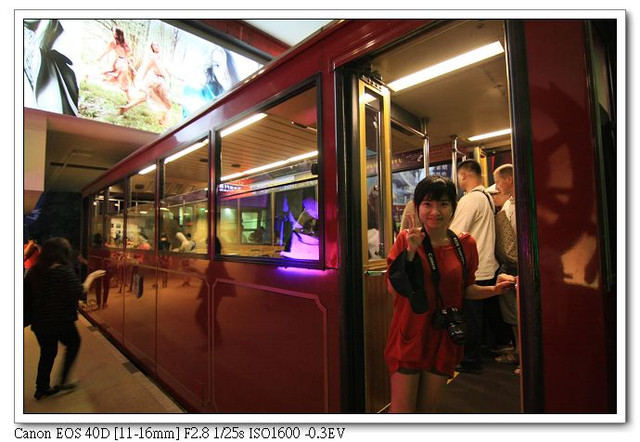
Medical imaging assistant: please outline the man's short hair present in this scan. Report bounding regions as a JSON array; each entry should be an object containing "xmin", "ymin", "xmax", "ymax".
[
  {"xmin": 457, "ymin": 159, "xmax": 482, "ymax": 176},
  {"xmin": 494, "ymin": 163, "xmax": 514, "ymax": 179}
]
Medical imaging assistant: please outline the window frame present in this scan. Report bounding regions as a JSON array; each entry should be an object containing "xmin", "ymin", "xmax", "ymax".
[
  {"xmin": 104, "ymin": 180, "xmax": 127, "ymax": 251},
  {"xmin": 159, "ymin": 133, "xmax": 212, "ymax": 259},
  {"xmin": 88, "ymin": 189, "xmax": 107, "ymax": 250},
  {"xmin": 213, "ymin": 75, "xmax": 324, "ymax": 268},
  {"xmin": 124, "ymin": 163, "xmax": 158, "ymax": 252}
]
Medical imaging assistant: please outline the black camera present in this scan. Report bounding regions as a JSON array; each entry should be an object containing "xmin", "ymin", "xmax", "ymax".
[{"xmin": 433, "ymin": 307, "xmax": 465, "ymax": 345}]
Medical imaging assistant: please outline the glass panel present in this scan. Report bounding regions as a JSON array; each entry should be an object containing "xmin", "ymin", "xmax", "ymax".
[
  {"xmin": 364, "ymin": 93, "xmax": 384, "ymax": 260},
  {"xmin": 391, "ymin": 168, "xmax": 425, "ymax": 233},
  {"xmin": 89, "ymin": 191, "xmax": 106, "ymax": 247},
  {"xmin": 160, "ymin": 138, "xmax": 209, "ymax": 254},
  {"xmin": 126, "ymin": 166, "xmax": 156, "ymax": 250},
  {"xmin": 105, "ymin": 182, "xmax": 126, "ymax": 248},
  {"xmin": 240, "ymin": 194, "xmax": 271, "ymax": 245},
  {"xmin": 217, "ymin": 85, "xmax": 319, "ymax": 261}
]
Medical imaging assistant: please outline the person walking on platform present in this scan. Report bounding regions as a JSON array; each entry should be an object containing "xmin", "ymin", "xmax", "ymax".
[{"xmin": 24, "ymin": 237, "xmax": 105, "ymax": 400}]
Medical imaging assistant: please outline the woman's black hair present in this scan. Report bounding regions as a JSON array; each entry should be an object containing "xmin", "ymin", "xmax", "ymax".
[
  {"xmin": 37, "ymin": 237, "xmax": 72, "ymax": 268},
  {"xmin": 413, "ymin": 175, "xmax": 458, "ymax": 215},
  {"xmin": 26, "ymin": 237, "xmax": 73, "ymax": 293}
]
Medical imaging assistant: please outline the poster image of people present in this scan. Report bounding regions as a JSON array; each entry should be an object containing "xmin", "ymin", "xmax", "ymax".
[{"xmin": 24, "ymin": 19, "xmax": 263, "ymax": 134}]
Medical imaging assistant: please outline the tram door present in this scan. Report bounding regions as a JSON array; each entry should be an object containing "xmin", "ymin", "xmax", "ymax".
[{"xmin": 356, "ymin": 77, "xmax": 395, "ymax": 413}]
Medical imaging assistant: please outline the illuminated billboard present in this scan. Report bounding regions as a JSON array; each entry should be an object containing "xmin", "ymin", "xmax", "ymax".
[{"xmin": 24, "ymin": 19, "xmax": 263, "ymax": 133}]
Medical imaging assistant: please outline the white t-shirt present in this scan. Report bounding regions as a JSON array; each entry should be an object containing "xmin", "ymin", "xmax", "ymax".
[{"xmin": 450, "ymin": 185, "xmax": 499, "ymax": 280}]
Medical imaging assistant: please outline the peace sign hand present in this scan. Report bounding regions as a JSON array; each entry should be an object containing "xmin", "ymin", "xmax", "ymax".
[{"xmin": 406, "ymin": 212, "xmax": 425, "ymax": 254}]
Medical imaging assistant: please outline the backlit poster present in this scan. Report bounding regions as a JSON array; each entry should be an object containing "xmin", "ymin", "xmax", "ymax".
[{"xmin": 24, "ymin": 19, "xmax": 263, "ymax": 133}]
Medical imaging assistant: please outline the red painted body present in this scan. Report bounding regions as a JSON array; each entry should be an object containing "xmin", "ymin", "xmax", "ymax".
[
  {"xmin": 523, "ymin": 20, "xmax": 609, "ymax": 413},
  {"xmin": 82, "ymin": 19, "xmax": 615, "ymax": 413}
]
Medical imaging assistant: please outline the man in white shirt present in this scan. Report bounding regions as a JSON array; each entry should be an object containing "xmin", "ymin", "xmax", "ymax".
[{"xmin": 450, "ymin": 160, "xmax": 501, "ymax": 374}]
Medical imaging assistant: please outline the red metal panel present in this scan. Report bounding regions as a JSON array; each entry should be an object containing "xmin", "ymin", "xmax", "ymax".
[
  {"xmin": 524, "ymin": 20, "xmax": 608, "ymax": 412},
  {"xmin": 86, "ymin": 249, "xmax": 125, "ymax": 344},
  {"xmin": 211, "ymin": 261, "xmax": 340, "ymax": 412},
  {"xmin": 122, "ymin": 252, "xmax": 157, "ymax": 374},
  {"xmin": 212, "ymin": 280, "xmax": 327, "ymax": 412},
  {"xmin": 156, "ymin": 258, "xmax": 211, "ymax": 410}
]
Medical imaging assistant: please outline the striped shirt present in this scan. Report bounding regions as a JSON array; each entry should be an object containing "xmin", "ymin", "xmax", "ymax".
[{"xmin": 27, "ymin": 265, "xmax": 83, "ymax": 328}]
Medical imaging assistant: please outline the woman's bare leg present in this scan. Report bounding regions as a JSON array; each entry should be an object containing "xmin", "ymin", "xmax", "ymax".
[
  {"xmin": 389, "ymin": 371, "xmax": 420, "ymax": 413},
  {"xmin": 416, "ymin": 371, "xmax": 448, "ymax": 412}
]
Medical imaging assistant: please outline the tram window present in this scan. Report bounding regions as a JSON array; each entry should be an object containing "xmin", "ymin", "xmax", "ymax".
[
  {"xmin": 160, "ymin": 138, "xmax": 209, "ymax": 254},
  {"xmin": 105, "ymin": 182, "xmax": 126, "ymax": 248},
  {"xmin": 89, "ymin": 190, "xmax": 106, "ymax": 247},
  {"xmin": 217, "ymin": 85, "xmax": 319, "ymax": 261},
  {"xmin": 126, "ymin": 166, "xmax": 156, "ymax": 250},
  {"xmin": 364, "ymin": 94, "xmax": 385, "ymax": 260}
]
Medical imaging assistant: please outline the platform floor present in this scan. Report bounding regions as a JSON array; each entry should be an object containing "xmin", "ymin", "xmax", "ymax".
[
  {"xmin": 23, "ymin": 315, "xmax": 520, "ymax": 414},
  {"xmin": 22, "ymin": 314, "xmax": 184, "ymax": 414}
]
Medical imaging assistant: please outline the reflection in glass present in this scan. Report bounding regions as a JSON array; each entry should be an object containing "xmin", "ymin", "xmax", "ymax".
[
  {"xmin": 90, "ymin": 190, "xmax": 105, "ymax": 246},
  {"xmin": 217, "ymin": 86, "xmax": 319, "ymax": 261},
  {"xmin": 364, "ymin": 95, "xmax": 384, "ymax": 260},
  {"xmin": 105, "ymin": 182, "xmax": 126, "ymax": 248},
  {"xmin": 160, "ymin": 138, "xmax": 209, "ymax": 254},
  {"xmin": 126, "ymin": 169, "xmax": 155, "ymax": 250}
]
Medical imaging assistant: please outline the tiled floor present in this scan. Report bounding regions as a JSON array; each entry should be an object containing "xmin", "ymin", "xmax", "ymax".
[{"xmin": 23, "ymin": 314, "xmax": 184, "ymax": 414}]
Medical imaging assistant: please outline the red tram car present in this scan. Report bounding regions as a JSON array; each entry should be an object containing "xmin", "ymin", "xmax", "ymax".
[{"xmin": 81, "ymin": 18, "xmax": 618, "ymax": 414}]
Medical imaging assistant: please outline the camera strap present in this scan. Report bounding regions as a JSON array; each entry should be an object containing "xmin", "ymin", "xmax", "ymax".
[{"xmin": 421, "ymin": 229, "xmax": 467, "ymax": 309}]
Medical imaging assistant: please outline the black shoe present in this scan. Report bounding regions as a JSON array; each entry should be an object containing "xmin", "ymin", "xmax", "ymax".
[
  {"xmin": 34, "ymin": 386, "xmax": 60, "ymax": 400},
  {"xmin": 456, "ymin": 363, "xmax": 484, "ymax": 375}
]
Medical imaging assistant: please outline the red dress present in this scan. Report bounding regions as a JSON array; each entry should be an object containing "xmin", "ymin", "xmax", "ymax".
[{"xmin": 384, "ymin": 230, "xmax": 478, "ymax": 377}]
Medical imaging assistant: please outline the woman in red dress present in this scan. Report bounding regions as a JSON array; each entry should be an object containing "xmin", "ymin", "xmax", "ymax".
[{"xmin": 384, "ymin": 176, "xmax": 515, "ymax": 412}]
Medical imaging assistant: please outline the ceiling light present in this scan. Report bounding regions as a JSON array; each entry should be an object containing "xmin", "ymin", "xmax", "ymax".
[
  {"xmin": 388, "ymin": 41, "xmax": 505, "ymax": 92},
  {"xmin": 138, "ymin": 164, "xmax": 156, "ymax": 175},
  {"xmin": 220, "ymin": 113, "xmax": 267, "ymax": 137},
  {"xmin": 220, "ymin": 151, "xmax": 318, "ymax": 182},
  {"xmin": 164, "ymin": 140, "xmax": 209, "ymax": 164},
  {"xmin": 468, "ymin": 128, "xmax": 511, "ymax": 141},
  {"xmin": 288, "ymin": 151, "xmax": 318, "ymax": 163},
  {"xmin": 361, "ymin": 93, "xmax": 378, "ymax": 104}
]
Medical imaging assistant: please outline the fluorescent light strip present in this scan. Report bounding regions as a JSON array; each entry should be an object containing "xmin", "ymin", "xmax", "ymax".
[
  {"xmin": 164, "ymin": 140, "xmax": 209, "ymax": 164},
  {"xmin": 361, "ymin": 93, "xmax": 377, "ymax": 105},
  {"xmin": 388, "ymin": 41, "xmax": 505, "ymax": 92},
  {"xmin": 221, "ymin": 151, "xmax": 318, "ymax": 182},
  {"xmin": 468, "ymin": 128, "xmax": 511, "ymax": 142},
  {"xmin": 288, "ymin": 151, "xmax": 319, "ymax": 163},
  {"xmin": 138, "ymin": 164, "xmax": 156, "ymax": 175},
  {"xmin": 220, "ymin": 113, "xmax": 267, "ymax": 138}
]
